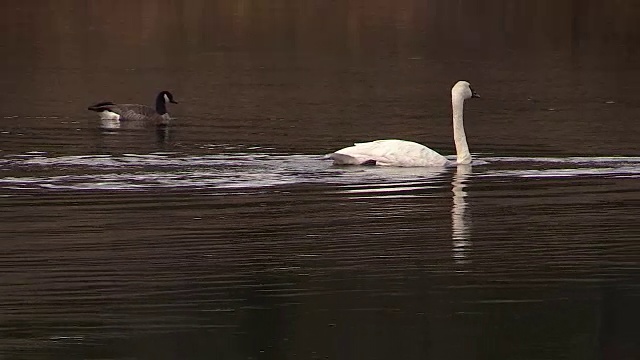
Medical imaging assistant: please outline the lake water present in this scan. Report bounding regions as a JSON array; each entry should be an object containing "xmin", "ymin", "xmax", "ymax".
[{"xmin": 1, "ymin": 1, "xmax": 639, "ymax": 359}]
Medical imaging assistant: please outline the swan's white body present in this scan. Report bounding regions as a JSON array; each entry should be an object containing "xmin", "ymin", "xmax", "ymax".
[
  {"xmin": 328, "ymin": 81, "xmax": 478, "ymax": 167},
  {"xmin": 331, "ymin": 139, "xmax": 449, "ymax": 167}
]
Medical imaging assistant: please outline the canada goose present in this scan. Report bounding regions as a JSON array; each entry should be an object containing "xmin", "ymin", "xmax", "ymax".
[
  {"xmin": 87, "ymin": 91, "xmax": 178, "ymax": 126},
  {"xmin": 327, "ymin": 81, "xmax": 479, "ymax": 166}
]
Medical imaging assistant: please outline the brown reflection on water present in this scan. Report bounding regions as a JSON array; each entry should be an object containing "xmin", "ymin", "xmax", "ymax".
[
  {"xmin": 2, "ymin": 1, "xmax": 640, "ymax": 61},
  {"xmin": 2, "ymin": 1, "xmax": 639, "ymax": 86},
  {"xmin": 1, "ymin": 0, "xmax": 639, "ymax": 157}
]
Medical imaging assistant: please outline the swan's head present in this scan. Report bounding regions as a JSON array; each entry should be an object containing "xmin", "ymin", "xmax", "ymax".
[
  {"xmin": 452, "ymin": 81, "xmax": 479, "ymax": 101},
  {"xmin": 159, "ymin": 91, "xmax": 178, "ymax": 104}
]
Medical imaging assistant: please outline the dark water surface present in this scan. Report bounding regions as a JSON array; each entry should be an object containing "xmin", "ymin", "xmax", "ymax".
[{"xmin": 1, "ymin": 1, "xmax": 639, "ymax": 359}]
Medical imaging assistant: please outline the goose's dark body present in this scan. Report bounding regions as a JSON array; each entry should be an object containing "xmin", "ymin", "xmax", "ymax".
[{"xmin": 88, "ymin": 91, "xmax": 178, "ymax": 126}]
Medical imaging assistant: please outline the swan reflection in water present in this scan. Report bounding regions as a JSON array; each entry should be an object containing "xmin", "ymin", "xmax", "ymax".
[
  {"xmin": 332, "ymin": 164, "xmax": 473, "ymax": 267},
  {"xmin": 451, "ymin": 164, "xmax": 471, "ymax": 266}
]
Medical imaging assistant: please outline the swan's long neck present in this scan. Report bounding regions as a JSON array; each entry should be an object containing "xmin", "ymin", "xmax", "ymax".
[{"xmin": 452, "ymin": 95, "xmax": 471, "ymax": 165}]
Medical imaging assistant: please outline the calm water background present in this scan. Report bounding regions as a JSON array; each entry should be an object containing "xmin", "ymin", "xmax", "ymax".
[{"xmin": 1, "ymin": 1, "xmax": 639, "ymax": 359}]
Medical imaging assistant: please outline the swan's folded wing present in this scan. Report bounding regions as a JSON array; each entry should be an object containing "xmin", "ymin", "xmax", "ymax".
[{"xmin": 334, "ymin": 139, "xmax": 448, "ymax": 167}]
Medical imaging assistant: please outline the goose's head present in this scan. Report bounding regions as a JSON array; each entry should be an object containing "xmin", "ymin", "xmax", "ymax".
[
  {"xmin": 159, "ymin": 91, "xmax": 178, "ymax": 104},
  {"xmin": 452, "ymin": 81, "xmax": 480, "ymax": 100}
]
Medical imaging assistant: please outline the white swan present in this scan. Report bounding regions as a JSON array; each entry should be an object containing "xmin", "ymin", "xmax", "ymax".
[{"xmin": 327, "ymin": 81, "xmax": 479, "ymax": 167}]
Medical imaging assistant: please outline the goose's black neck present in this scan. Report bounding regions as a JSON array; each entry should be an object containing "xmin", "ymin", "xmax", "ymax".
[{"xmin": 155, "ymin": 93, "xmax": 168, "ymax": 115}]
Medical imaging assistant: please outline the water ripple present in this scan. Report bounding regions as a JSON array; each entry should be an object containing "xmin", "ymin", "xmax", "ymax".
[{"xmin": 2, "ymin": 153, "xmax": 640, "ymax": 192}]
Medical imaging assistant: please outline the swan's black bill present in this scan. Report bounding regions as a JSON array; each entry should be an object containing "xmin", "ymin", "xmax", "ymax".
[
  {"xmin": 170, "ymin": 100, "xmax": 178, "ymax": 104},
  {"xmin": 470, "ymin": 87, "xmax": 480, "ymax": 98}
]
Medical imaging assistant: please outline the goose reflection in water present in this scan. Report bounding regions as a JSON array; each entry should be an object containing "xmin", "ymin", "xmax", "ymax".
[
  {"xmin": 451, "ymin": 165, "xmax": 471, "ymax": 267},
  {"xmin": 96, "ymin": 119, "xmax": 173, "ymax": 150}
]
